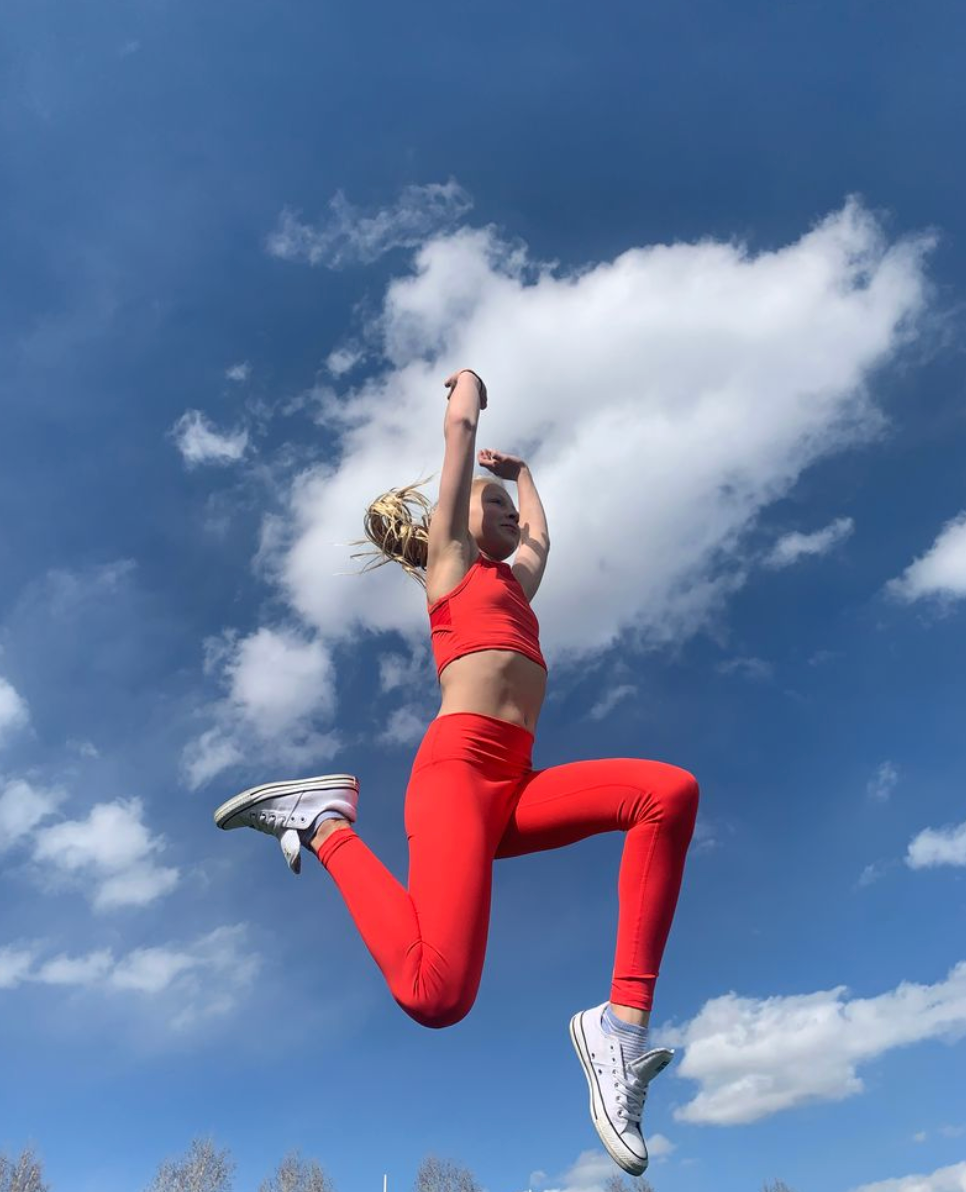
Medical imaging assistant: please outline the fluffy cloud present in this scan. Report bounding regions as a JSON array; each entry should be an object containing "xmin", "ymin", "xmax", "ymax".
[
  {"xmin": 182, "ymin": 627, "xmax": 343, "ymax": 788},
  {"xmin": 887, "ymin": 511, "xmax": 966, "ymax": 603},
  {"xmin": 906, "ymin": 818, "xmax": 966, "ymax": 869},
  {"xmin": 0, "ymin": 778, "xmax": 65, "ymax": 850},
  {"xmin": 171, "ymin": 409, "xmax": 248, "ymax": 467},
  {"xmin": 0, "ymin": 926, "xmax": 260, "ymax": 1028},
  {"xmin": 0, "ymin": 675, "xmax": 29, "ymax": 746},
  {"xmin": 260, "ymin": 197, "xmax": 932, "ymax": 680},
  {"xmin": 531, "ymin": 1149, "xmax": 622, "ymax": 1192},
  {"xmin": 225, "ymin": 361, "xmax": 251, "ymax": 382},
  {"xmin": 527, "ymin": 1139, "xmax": 675, "ymax": 1192},
  {"xmin": 33, "ymin": 797, "xmax": 179, "ymax": 910},
  {"xmin": 266, "ymin": 179, "xmax": 473, "ymax": 268},
  {"xmin": 0, "ymin": 945, "xmax": 36, "ymax": 989},
  {"xmin": 764, "ymin": 516, "xmax": 854, "ymax": 568},
  {"xmin": 662, "ymin": 961, "xmax": 966, "ymax": 1125},
  {"xmin": 849, "ymin": 1161, "xmax": 966, "ymax": 1192}
]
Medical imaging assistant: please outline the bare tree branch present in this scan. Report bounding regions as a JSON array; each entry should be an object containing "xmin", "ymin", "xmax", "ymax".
[
  {"xmin": 603, "ymin": 1174, "xmax": 654, "ymax": 1192},
  {"xmin": 145, "ymin": 1138, "xmax": 234, "ymax": 1192},
  {"xmin": 762, "ymin": 1181, "xmax": 797, "ymax": 1192},
  {"xmin": 0, "ymin": 1147, "xmax": 49, "ymax": 1192},
  {"xmin": 259, "ymin": 1151, "xmax": 336, "ymax": 1192},
  {"xmin": 412, "ymin": 1155, "xmax": 481, "ymax": 1192}
]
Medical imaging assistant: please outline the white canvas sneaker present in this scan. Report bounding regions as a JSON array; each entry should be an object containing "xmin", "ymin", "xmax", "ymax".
[
  {"xmin": 214, "ymin": 774, "xmax": 359, "ymax": 875},
  {"xmin": 569, "ymin": 1001, "xmax": 674, "ymax": 1176}
]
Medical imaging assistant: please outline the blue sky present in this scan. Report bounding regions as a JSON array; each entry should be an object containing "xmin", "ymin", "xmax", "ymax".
[{"xmin": 1, "ymin": 2, "xmax": 965, "ymax": 1191}]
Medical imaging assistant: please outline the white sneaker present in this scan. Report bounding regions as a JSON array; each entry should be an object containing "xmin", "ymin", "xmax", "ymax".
[
  {"xmin": 214, "ymin": 774, "xmax": 359, "ymax": 875},
  {"xmin": 569, "ymin": 1002, "xmax": 674, "ymax": 1176}
]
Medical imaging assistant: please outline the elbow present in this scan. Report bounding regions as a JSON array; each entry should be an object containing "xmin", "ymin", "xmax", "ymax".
[{"xmin": 444, "ymin": 412, "xmax": 478, "ymax": 436}]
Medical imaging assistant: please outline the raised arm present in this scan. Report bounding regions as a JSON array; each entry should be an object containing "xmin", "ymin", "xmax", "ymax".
[{"xmin": 427, "ymin": 370, "xmax": 486, "ymax": 564}]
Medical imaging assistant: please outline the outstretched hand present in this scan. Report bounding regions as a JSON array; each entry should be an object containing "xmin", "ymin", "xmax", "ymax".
[{"xmin": 478, "ymin": 449, "xmax": 526, "ymax": 481}]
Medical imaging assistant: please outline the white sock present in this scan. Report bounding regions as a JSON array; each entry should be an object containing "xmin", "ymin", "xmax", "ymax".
[
  {"xmin": 299, "ymin": 809, "xmax": 349, "ymax": 846},
  {"xmin": 601, "ymin": 1004, "xmax": 650, "ymax": 1064}
]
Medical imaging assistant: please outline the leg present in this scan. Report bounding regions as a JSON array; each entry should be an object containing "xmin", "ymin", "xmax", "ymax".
[
  {"xmin": 495, "ymin": 757, "xmax": 699, "ymax": 1013},
  {"xmin": 315, "ymin": 726, "xmax": 526, "ymax": 1029}
]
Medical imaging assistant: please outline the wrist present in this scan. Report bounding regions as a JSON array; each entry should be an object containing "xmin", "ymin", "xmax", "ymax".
[{"xmin": 458, "ymin": 369, "xmax": 483, "ymax": 386}]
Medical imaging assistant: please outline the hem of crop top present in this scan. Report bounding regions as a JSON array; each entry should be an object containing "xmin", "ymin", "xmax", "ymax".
[
  {"xmin": 437, "ymin": 643, "xmax": 548, "ymax": 680},
  {"xmin": 426, "ymin": 554, "xmax": 510, "ymax": 612}
]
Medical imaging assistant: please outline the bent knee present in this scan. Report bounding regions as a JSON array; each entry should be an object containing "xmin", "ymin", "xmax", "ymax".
[
  {"xmin": 397, "ymin": 989, "xmax": 476, "ymax": 1031},
  {"xmin": 631, "ymin": 763, "xmax": 699, "ymax": 823},
  {"xmin": 670, "ymin": 768, "xmax": 700, "ymax": 821},
  {"xmin": 676, "ymin": 768, "xmax": 700, "ymax": 809}
]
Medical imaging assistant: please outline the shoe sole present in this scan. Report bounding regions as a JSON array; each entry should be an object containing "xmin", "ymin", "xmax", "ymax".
[
  {"xmin": 569, "ymin": 1011, "xmax": 648, "ymax": 1176},
  {"xmin": 213, "ymin": 774, "xmax": 359, "ymax": 830}
]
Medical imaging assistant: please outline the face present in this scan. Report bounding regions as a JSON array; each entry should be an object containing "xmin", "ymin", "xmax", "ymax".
[{"xmin": 468, "ymin": 482, "xmax": 520, "ymax": 560}]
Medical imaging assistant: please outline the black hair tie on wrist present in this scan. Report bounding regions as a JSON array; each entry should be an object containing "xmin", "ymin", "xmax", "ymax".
[{"xmin": 447, "ymin": 369, "xmax": 486, "ymax": 401}]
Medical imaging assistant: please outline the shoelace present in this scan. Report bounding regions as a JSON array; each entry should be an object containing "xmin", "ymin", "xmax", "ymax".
[
  {"xmin": 254, "ymin": 809, "xmax": 291, "ymax": 835},
  {"xmin": 606, "ymin": 1040, "xmax": 649, "ymax": 1123}
]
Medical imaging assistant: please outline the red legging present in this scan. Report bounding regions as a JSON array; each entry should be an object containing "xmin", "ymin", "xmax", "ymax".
[{"xmin": 316, "ymin": 711, "xmax": 699, "ymax": 1029}]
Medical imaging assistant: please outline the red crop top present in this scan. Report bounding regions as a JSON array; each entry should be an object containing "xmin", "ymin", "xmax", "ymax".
[{"xmin": 427, "ymin": 554, "xmax": 548, "ymax": 680}]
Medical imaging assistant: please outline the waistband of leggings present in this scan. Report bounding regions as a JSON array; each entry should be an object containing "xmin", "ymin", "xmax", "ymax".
[{"xmin": 426, "ymin": 712, "xmax": 534, "ymax": 757}]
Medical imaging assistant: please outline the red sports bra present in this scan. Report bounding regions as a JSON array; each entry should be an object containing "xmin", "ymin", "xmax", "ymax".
[{"xmin": 427, "ymin": 554, "xmax": 548, "ymax": 680}]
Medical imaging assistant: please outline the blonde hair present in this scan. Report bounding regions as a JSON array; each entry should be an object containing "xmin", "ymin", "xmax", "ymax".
[{"xmin": 349, "ymin": 475, "xmax": 503, "ymax": 590}]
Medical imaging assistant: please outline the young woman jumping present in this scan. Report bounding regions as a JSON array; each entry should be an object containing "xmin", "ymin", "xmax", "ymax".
[{"xmin": 214, "ymin": 368, "xmax": 700, "ymax": 1176}]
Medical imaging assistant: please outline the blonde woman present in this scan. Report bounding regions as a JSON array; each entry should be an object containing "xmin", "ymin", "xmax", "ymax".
[{"xmin": 214, "ymin": 369, "xmax": 699, "ymax": 1176}]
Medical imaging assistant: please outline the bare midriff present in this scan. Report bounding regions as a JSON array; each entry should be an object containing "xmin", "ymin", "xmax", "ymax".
[{"xmin": 436, "ymin": 649, "xmax": 547, "ymax": 734}]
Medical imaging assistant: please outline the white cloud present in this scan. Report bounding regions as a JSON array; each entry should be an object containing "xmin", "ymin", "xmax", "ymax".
[
  {"xmin": 662, "ymin": 961, "xmax": 966, "ymax": 1125},
  {"xmin": 36, "ymin": 950, "xmax": 114, "ymax": 986},
  {"xmin": 181, "ymin": 727, "xmax": 244, "ymax": 790},
  {"xmin": 171, "ymin": 410, "xmax": 248, "ymax": 467},
  {"xmin": 717, "ymin": 656, "xmax": 773, "ymax": 681},
  {"xmin": 71, "ymin": 739, "xmax": 100, "ymax": 758},
  {"xmin": 887, "ymin": 511, "xmax": 966, "ymax": 603},
  {"xmin": 0, "ymin": 675, "xmax": 30, "ymax": 746},
  {"xmin": 0, "ymin": 945, "xmax": 36, "ymax": 989},
  {"xmin": 225, "ymin": 626, "xmax": 336, "ymax": 735},
  {"xmin": 182, "ymin": 627, "xmax": 343, "ymax": 788},
  {"xmin": 867, "ymin": 760, "xmax": 899, "ymax": 803},
  {"xmin": 377, "ymin": 646, "xmax": 432, "ymax": 694},
  {"xmin": 33, "ymin": 798, "xmax": 179, "ymax": 911},
  {"xmin": 692, "ymin": 816, "xmax": 723, "ymax": 853},
  {"xmin": 857, "ymin": 859, "xmax": 895, "ymax": 888},
  {"xmin": 533, "ymin": 1149, "xmax": 615, "ymax": 1192},
  {"xmin": 1, "ymin": 927, "xmax": 261, "ymax": 1027},
  {"xmin": 764, "ymin": 516, "xmax": 854, "ymax": 568},
  {"xmin": 266, "ymin": 180, "xmax": 473, "ymax": 268},
  {"xmin": 258, "ymin": 198, "xmax": 931, "ymax": 682},
  {"xmin": 326, "ymin": 345, "xmax": 365, "ymax": 376},
  {"xmin": 528, "ymin": 1142, "xmax": 673, "ymax": 1192},
  {"xmin": 225, "ymin": 361, "xmax": 251, "ymax": 383},
  {"xmin": 0, "ymin": 779, "xmax": 65, "ymax": 851},
  {"xmin": 646, "ymin": 1133, "xmax": 675, "ymax": 1160},
  {"xmin": 907, "ymin": 819, "xmax": 966, "ymax": 869},
  {"xmin": 589, "ymin": 683, "xmax": 638, "ymax": 721},
  {"xmin": 849, "ymin": 1161, "xmax": 966, "ymax": 1192},
  {"xmin": 377, "ymin": 705, "xmax": 427, "ymax": 748}
]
